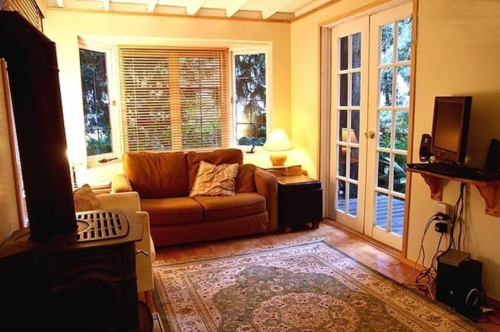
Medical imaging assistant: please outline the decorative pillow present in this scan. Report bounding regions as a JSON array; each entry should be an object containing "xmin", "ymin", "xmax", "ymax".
[
  {"xmin": 73, "ymin": 184, "xmax": 103, "ymax": 212},
  {"xmin": 189, "ymin": 161, "xmax": 239, "ymax": 197}
]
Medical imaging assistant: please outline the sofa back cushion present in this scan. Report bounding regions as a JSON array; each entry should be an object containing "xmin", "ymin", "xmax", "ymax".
[
  {"xmin": 235, "ymin": 164, "xmax": 257, "ymax": 193},
  {"xmin": 186, "ymin": 149, "xmax": 243, "ymax": 192},
  {"xmin": 123, "ymin": 151, "xmax": 188, "ymax": 198}
]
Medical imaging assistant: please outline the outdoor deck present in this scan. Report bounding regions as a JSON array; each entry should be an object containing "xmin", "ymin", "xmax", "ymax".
[{"xmin": 336, "ymin": 196, "xmax": 405, "ymax": 236}]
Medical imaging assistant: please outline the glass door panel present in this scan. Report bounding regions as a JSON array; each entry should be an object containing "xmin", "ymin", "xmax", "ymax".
[
  {"xmin": 329, "ymin": 17, "xmax": 369, "ymax": 233},
  {"xmin": 367, "ymin": 2, "xmax": 412, "ymax": 250}
]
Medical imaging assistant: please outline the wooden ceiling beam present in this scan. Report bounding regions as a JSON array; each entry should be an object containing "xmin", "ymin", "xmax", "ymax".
[
  {"xmin": 147, "ymin": 0, "xmax": 159, "ymax": 12},
  {"xmin": 261, "ymin": 0, "xmax": 294, "ymax": 19},
  {"xmin": 185, "ymin": 0, "xmax": 208, "ymax": 15},
  {"xmin": 225, "ymin": 0, "xmax": 250, "ymax": 17}
]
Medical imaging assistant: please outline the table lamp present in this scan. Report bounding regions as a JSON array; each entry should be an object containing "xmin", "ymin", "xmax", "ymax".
[{"xmin": 263, "ymin": 129, "xmax": 293, "ymax": 166}]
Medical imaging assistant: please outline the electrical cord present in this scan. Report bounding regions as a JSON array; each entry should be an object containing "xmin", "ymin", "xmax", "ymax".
[
  {"xmin": 457, "ymin": 183, "xmax": 465, "ymax": 250},
  {"xmin": 402, "ymin": 214, "xmax": 442, "ymax": 299}
]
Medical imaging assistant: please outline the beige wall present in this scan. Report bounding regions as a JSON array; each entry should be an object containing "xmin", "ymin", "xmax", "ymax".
[
  {"xmin": 291, "ymin": 0, "xmax": 377, "ymax": 180},
  {"xmin": 44, "ymin": 9, "xmax": 291, "ymax": 183},
  {"xmin": 291, "ymin": 0, "xmax": 500, "ymax": 299},
  {"xmin": 409, "ymin": 0, "xmax": 500, "ymax": 300}
]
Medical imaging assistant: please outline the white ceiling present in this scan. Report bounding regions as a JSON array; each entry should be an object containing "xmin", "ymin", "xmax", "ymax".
[{"xmin": 45, "ymin": 0, "xmax": 332, "ymax": 21}]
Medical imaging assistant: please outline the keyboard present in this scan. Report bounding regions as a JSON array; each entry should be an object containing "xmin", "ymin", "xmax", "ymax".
[
  {"xmin": 408, "ymin": 163, "xmax": 500, "ymax": 180},
  {"xmin": 407, "ymin": 162, "xmax": 472, "ymax": 177}
]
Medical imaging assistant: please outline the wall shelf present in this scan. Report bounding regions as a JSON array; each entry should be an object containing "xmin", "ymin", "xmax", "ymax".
[{"xmin": 406, "ymin": 168, "xmax": 500, "ymax": 217}]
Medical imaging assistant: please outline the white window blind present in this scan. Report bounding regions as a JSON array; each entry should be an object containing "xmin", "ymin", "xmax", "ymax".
[
  {"xmin": 1, "ymin": 0, "xmax": 43, "ymax": 31},
  {"xmin": 118, "ymin": 47, "xmax": 229, "ymax": 152}
]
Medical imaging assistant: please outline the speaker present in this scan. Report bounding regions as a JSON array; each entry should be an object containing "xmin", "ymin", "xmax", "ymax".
[
  {"xmin": 419, "ymin": 134, "xmax": 432, "ymax": 162},
  {"xmin": 486, "ymin": 139, "xmax": 500, "ymax": 173},
  {"xmin": 436, "ymin": 258, "xmax": 482, "ymax": 318}
]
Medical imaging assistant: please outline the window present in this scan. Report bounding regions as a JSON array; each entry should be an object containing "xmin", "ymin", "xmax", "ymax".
[
  {"xmin": 79, "ymin": 46, "xmax": 117, "ymax": 164},
  {"xmin": 118, "ymin": 47, "xmax": 229, "ymax": 152},
  {"xmin": 234, "ymin": 52, "xmax": 267, "ymax": 146}
]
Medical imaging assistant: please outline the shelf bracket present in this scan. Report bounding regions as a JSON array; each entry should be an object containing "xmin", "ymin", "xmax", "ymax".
[
  {"xmin": 420, "ymin": 173, "xmax": 443, "ymax": 201},
  {"xmin": 475, "ymin": 185, "xmax": 499, "ymax": 216}
]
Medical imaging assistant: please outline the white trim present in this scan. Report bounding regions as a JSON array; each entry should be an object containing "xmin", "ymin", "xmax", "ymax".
[
  {"xmin": 231, "ymin": 47, "xmax": 271, "ymax": 149},
  {"xmin": 320, "ymin": 27, "xmax": 331, "ymax": 217},
  {"xmin": 78, "ymin": 41, "xmax": 122, "ymax": 169}
]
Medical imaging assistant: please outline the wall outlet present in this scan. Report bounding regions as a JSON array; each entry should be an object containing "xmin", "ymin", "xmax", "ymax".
[{"xmin": 436, "ymin": 202, "xmax": 448, "ymax": 215}]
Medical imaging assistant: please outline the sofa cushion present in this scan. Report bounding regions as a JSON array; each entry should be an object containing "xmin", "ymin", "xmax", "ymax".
[
  {"xmin": 190, "ymin": 161, "xmax": 239, "ymax": 197},
  {"xmin": 73, "ymin": 184, "xmax": 102, "ymax": 212},
  {"xmin": 194, "ymin": 193, "xmax": 265, "ymax": 221},
  {"xmin": 123, "ymin": 151, "xmax": 188, "ymax": 198},
  {"xmin": 236, "ymin": 164, "xmax": 257, "ymax": 193},
  {"xmin": 186, "ymin": 149, "xmax": 243, "ymax": 192},
  {"xmin": 141, "ymin": 197, "xmax": 203, "ymax": 226}
]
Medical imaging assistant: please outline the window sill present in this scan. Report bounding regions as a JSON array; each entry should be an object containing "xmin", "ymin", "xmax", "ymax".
[{"xmin": 87, "ymin": 158, "xmax": 122, "ymax": 169}]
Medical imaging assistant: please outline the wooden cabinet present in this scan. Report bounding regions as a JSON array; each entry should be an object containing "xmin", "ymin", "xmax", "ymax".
[{"xmin": 277, "ymin": 175, "xmax": 323, "ymax": 231}]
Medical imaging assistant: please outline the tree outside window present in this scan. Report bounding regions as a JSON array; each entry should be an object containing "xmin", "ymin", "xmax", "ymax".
[
  {"xmin": 79, "ymin": 48, "xmax": 112, "ymax": 156},
  {"xmin": 234, "ymin": 53, "xmax": 266, "ymax": 146}
]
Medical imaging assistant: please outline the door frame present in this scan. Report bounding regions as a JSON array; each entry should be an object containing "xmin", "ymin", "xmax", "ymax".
[{"xmin": 319, "ymin": 0, "xmax": 417, "ymax": 257}]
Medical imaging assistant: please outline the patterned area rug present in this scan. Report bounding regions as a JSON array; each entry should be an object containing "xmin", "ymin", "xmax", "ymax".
[{"xmin": 153, "ymin": 241, "xmax": 484, "ymax": 332}]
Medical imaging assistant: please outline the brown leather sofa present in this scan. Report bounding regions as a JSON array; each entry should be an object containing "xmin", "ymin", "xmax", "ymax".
[{"xmin": 113, "ymin": 148, "xmax": 278, "ymax": 247}]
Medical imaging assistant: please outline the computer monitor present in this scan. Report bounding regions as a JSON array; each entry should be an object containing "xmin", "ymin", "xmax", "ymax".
[{"xmin": 430, "ymin": 96, "xmax": 472, "ymax": 164}]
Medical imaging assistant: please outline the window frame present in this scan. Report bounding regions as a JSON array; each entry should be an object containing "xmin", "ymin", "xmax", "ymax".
[
  {"xmin": 77, "ymin": 39, "xmax": 273, "ymax": 168},
  {"xmin": 231, "ymin": 48, "xmax": 270, "ymax": 150},
  {"xmin": 78, "ymin": 41, "xmax": 122, "ymax": 168}
]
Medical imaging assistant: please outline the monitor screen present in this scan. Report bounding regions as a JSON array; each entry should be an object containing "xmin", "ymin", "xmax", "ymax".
[{"xmin": 430, "ymin": 96, "xmax": 472, "ymax": 164}]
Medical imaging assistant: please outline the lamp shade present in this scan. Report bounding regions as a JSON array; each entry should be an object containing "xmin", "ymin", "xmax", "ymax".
[{"xmin": 263, "ymin": 129, "xmax": 293, "ymax": 152}]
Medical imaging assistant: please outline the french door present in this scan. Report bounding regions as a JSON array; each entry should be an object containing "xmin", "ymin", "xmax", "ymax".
[
  {"xmin": 330, "ymin": 17, "xmax": 369, "ymax": 233},
  {"xmin": 329, "ymin": 2, "xmax": 412, "ymax": 250}
]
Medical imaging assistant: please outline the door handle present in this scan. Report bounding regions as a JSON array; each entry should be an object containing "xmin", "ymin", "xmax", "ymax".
[{"xmin": 365, "ymin": 131, "xmax": 375, "ymax": 139}]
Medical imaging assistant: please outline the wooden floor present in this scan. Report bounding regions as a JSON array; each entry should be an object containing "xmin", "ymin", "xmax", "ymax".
[{"xmin": 152, "ymin": 220, "xmax": 500, "ymax": 331}]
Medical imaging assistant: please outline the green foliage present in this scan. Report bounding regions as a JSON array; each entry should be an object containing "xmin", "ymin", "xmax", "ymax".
[
  {"xmin": 235, "ymin": 53, "xmax": 267, "ymax": 145},
  {"xmin": 80, "ymin": 49, "xmax": 112, "ymax": 156}
]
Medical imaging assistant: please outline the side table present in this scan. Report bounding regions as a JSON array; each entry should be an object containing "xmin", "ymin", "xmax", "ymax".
[
  {"xmin": 89, "ymin": 180, "xmax": 112, "ymax": 195},
  {"xmin": 257, "ymin": 164, "xmax": 305, "ymax": 177},
  {"xmin": 277, "ymin": 175, "xmax": 323, "ymax": 231}
]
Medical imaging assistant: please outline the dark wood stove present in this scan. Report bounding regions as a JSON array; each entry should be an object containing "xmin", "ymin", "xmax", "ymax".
[{"xmin": 0, "ymin": 209, "xmax": 143, "ymax": 331}]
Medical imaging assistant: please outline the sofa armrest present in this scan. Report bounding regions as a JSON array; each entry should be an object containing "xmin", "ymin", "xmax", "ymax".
[
  {"xmin": 96, "ymin": 192, "xmax": 141, "ymax": 211},
  {"xmin": 254, "ymin": 169, "xmax": 278, "ymax": 232},
  {"xmin": 96, "ymin": 194, "xmax": 154, "ymax": 293},
  {"xmin": 113, "ymin": 174, "xmax": 133, "ymax": 193},
  {"xmin": 135, "ymin": 211, "xmax": 155, "ymax": 293}
]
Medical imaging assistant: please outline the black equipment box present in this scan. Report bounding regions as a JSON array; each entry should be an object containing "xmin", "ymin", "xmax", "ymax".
[{"xmin": 436, "ymin": 256, "xmax": 482, "ymax": 318}]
